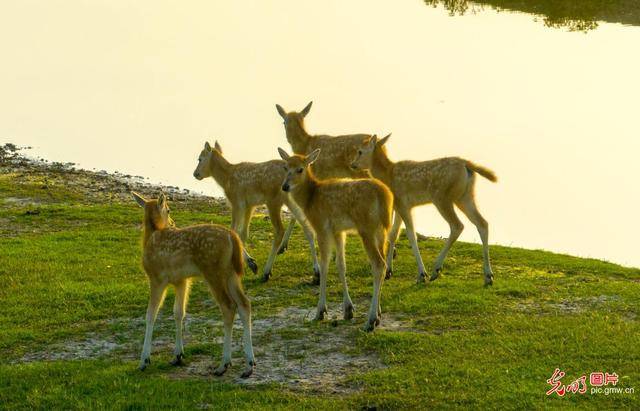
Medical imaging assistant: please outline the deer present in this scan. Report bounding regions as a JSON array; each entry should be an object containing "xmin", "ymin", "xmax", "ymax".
[
  {"xmin": 275, "ymin": 102, "xmax": 372, "ymax": 179},
  {"xmin": 278, "ymin": 147, "xmax": 393, "ymax": 331},
  {"xmin": 131, "ymin": 191, "xmax": 255, "ymax": 378},
  {"xmin": 351, "ymin": 134, "xmax": 497, "ymax": 286},
  {"xmin": 193, "ymin": 141, "xmax": 320, "ymax": 283}
]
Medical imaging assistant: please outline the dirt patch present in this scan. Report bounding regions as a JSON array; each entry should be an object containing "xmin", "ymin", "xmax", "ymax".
[
  {"xmin": 19, "ymin": 338, "xmax": 122, "ymax": 363},
  {"xmin": 2, "ymin": 197, "xmax": 42, "ymax": 206},
  {"xmin": 15, "ymin": 305, "xmax": 415, "ymax": 393},
  {"xmin": 515, "ymin": 294, "xmax": 622, "ymax": 314},
  {"xmin": 176, "ymin": 306, "xmax": 406, "ymax": 392}
]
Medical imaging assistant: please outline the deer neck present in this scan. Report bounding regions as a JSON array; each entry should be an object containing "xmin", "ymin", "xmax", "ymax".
[
  {"xmin": 142, "ymin": 218, "xmax": 158, "ymax": 248},
  {"xmin": 208, "ymin": 154, "xmax": 232, "ymax": 191},
  {"xmin": 370, "ymin": 148, "xmax": 394, "ymax": 186},
  {"xmin": 290, "ymin": 172, "xmax": 318, "ymax": 212},
  {"xmin": 286, "ymin": 120, "xmax": 311, "ymax": 154}
]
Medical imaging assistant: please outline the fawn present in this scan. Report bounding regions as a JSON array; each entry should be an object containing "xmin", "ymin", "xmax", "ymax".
[
  {"xmin": 132, "ymin": 191, "xmax": 255, "ymax": 378},
  {"xmin": 193, "ymin": 141, "xmax": 320, "ymax": 283},
  {"xmin": 351, "ymin": 134, "xmax": 497, "ymax": 285},
  {"xmin": 276, "ymin": 102, "xmax": 371, "ymax": 179},
  {"xmin": 278, "ymin": 148, "xmax": 393, "ymax": 331}
]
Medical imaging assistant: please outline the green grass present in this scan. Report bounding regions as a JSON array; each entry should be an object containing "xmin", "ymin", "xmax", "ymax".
[{"xmin": 1, "ymin": 171, "xmax": 638, "ymax": 410}]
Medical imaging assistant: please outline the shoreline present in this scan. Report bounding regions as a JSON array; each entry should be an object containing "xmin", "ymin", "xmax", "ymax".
[
  {"xmin": 0, "ymin": 143, "xmax": 224, "ymax": 207},
  {"xmin": 2, "ymin": 143, "xmax": 636, "ymax": 269}
]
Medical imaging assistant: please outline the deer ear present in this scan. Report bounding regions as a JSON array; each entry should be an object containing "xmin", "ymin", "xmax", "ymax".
[
  {"xmin": 131, "ymin": 191, "xmax": 147, "ymax": 208},
  {"xmin": 306, "ymin": 148, "xmax": 320, "ymax": 165},
  {"xmin": 158, "ymin": 192, "xmax": 167, "ymax": 208},
  {"xmin": 276, "ymin": 104, "xmax": 286, "ymax": 119},
  {"xmin": 378, "ymin": 133, "xmax": 392, "ymax": 146},
  {"xmin": 204, "ymin": 141, "xmax": 212, "ymax": 151},
  {"xmin": 277, "ymin": 147, "xmax": 290, "ymax": 160},
  {"xmin": 300, "ymin": 101, "xmax": 312, "ymax": 118},
  {"xmin": 214, "ymin": 140, "xmax": 222, "ymax": 152},
  {"xmin": 369, "ymin": 135, "xmax": 378, "ymax": 147}
]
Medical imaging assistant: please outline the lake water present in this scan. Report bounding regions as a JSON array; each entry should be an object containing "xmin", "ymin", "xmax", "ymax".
[{"xmin": 2, "ymin": 1, "xmax": 639, "ymax": 267}]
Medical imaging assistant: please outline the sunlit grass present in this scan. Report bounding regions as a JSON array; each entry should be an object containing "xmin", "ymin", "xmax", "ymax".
[{"xmin": 1, "ymin": 172, "xmax": 638, "ymax": 409}]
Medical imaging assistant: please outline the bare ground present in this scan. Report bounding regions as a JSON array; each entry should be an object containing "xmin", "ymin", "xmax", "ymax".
[{"xmin": 15, "ymin": 305, "xmax": 416, "ymax": 393}]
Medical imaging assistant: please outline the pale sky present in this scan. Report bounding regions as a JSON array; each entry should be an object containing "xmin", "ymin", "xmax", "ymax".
[{"xmin": 2, "ymin": 0, "xmax": 639, "ymax": 267}]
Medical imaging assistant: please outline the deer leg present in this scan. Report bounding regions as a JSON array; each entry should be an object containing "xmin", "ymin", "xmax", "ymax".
[
  {"xmin": 262, "ymin": 204, "xmax": 285, "ymax": 282},
  {"xmin": 361, "ymin": 233, "xmax": 386, "ymax": 332},
  {"xmin": 431, "ymin": 201, "xmax": 464, "ymax": 281},
  {"xmin": 334, "ymin": 232, "xmax": 354, "ymax": 320},
  {"xmin": 139, "ymin": 280, "xmax": 167, "ymax": 370},
  {"xmin": 228, "ymin": 277, "xmax": 255, "ymax": 378},
  {"xmin": 286, "ymin": 201, "xmax": 320, "ymax": 284},
  {"xmin": 234, "ymin": 205, "xmax": 257, "ymax": 274},
  {"xmin": 315, "ymin": 235, "xmax": 331, "ymax": 321},
  {"xmin": 456, "ymin": 194, "xmax": 494, "ymax": 286},
  {"xmin": 213, "ymin": 297, "xmax": 236, "ymax": 376},
  {"xmin": 170, "ymin": 279, "xmax": 190, "ymax": 366},
  {"xmin": 278, "ymin": 217, "xmax": 296, "ymax": 254},
  {"xmin": 376, "ymin": 227, "xmax": 388, "ymax": 318},
  {"xmin": 397, "ymin": 208, "xmax": 428, "ymax": 283},
  {"xmin": 385, "ymin": 213, "xmax": 403, "ymax": 280}
]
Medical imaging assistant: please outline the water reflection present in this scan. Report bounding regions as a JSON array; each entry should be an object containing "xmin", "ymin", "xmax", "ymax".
[{"xmin": 425, "ymin": 0, "xmax": 640, "ymax": 31}]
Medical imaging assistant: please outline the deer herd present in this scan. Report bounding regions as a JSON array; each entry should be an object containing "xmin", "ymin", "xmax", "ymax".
[{"xmin": 132, "ymin": 101, "xmax": 497, "ymax": 378}]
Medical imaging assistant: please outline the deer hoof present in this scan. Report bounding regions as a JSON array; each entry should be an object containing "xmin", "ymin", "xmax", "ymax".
[
  {"xmin": 213, "ymin": 362, "xmax": 230, "ymax": 376},
  {"xmin": 484, "ymin": 275, "xmax": 494, "ymax": 286},
  {"xmin": 429, "ymin": 268, "xmax": 441, "ymax": 282},
  {"xmin": 363, "ymin": 319, "xmax": 378, "ymax": 332},
  {"xmin": 170, "ymin": 353, "xmax": 184, "ymax": 366},
  {"xmin": 262, "ymin": 271, "xmax": 271, "ymax": 282},
  {"xmin": 277, "ymin": 244, "xmax": 288, "ymax": 255},
  {"xmin": 240, "ymin": 361, "xmax": 256, "ymax": 378},
  {"xmin": 344, "ymin": 304, "xmax": 354, "ymax": 320},
  {"xmin": 247, "ymin": 258, "xmax": 258, "ymax": 274},
  {"xmin": 416, "ymin": 272, "xmax": 426, "ymax": 284},
  {"xmin": 315, "ymin": 308, "xmax": 327, "ymax": 321},
  {"xmin": 138, "ymin": 357, "xmax": 150, "ymax": 371},
  {"xmin": 385, "ymin": 268, "xmax": 392, "ymax": 280}
]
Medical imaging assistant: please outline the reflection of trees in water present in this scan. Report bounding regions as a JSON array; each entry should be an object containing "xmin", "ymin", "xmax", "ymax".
[
  {"xmin": 424, "ymin": 0, "xmax": 640, "ymax": 31},
  {"xmin": 425, "ymin": 0, "xmax": 472, "ymax": 16}
]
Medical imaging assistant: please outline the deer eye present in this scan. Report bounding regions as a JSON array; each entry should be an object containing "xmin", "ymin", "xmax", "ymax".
[
  {"xmin": 358, "ymin": 150, "xmax": 362, "ymax": 155},
  {"xmin": 297, "ymin": 168, "xmax": 303, "ymax": 174}
]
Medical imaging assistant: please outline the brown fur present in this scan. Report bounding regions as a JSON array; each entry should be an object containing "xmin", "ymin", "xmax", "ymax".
[
  {"xmin": 230, "ymin": 229, "xmax": 245, "ymax": 276},
  {"xmin": 351, "ymin": 135, "xmax": 496, "ymax": 285},
  {"xmin": 132, "ymin": 191, "xmax": 255, "ymax": 378},
  {"xmin": 194, "ymin": 141, "xmax": 319, "ymax": 282},
  {"xmin": 278, "ymin": 148, "xmax": 393, "ymax": 331},
  {"xmin": 276, "ymin": 102, "xmax": 371, "ymax": 179}
]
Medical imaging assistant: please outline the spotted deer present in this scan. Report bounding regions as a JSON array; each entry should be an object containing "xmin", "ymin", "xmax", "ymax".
[
  {"xmin": 275, "ymin": 102, "xmax": 371, "ymax": 179},
  {"xmin": 132, "ymin": 191, "xmax": 255, "ymax": 378},
  {"xmin": 278, "ymin": 148, "xmax": 393, "ymax": 331},
  {"xmin": 193, "ymin": 141, "xmax": 320, "ymax": 283},
  {"xmin": 351, "ymin": 135, "xmax": 497, "ymax": 285}
]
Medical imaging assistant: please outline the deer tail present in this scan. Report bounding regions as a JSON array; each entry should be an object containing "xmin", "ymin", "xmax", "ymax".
[
  {"xmin": 229, "ymin": 230, "xmax": 245, "ymax": 276},
  {"xmin": 465, "ymin": 160, "xmax": 498, "ymax": 182}
]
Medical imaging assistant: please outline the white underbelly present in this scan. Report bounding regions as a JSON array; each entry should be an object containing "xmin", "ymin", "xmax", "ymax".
[
  {"xmin": 158, "ymin": 260, "xmax": 203, "ymax": 284},
  {"xmin": 332, "ymin": 216, "xmax": 357, "ymax": 234}
]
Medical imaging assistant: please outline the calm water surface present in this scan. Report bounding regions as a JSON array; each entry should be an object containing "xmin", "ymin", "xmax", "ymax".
[{"xmin": 2, "ymin": 1, "xmax": 639, "ymax": 267}]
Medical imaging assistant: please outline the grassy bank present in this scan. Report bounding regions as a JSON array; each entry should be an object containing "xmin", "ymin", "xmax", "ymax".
[{"xmin": 1, "ymin": 148, "xmax": 638, "ymax": 409}]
